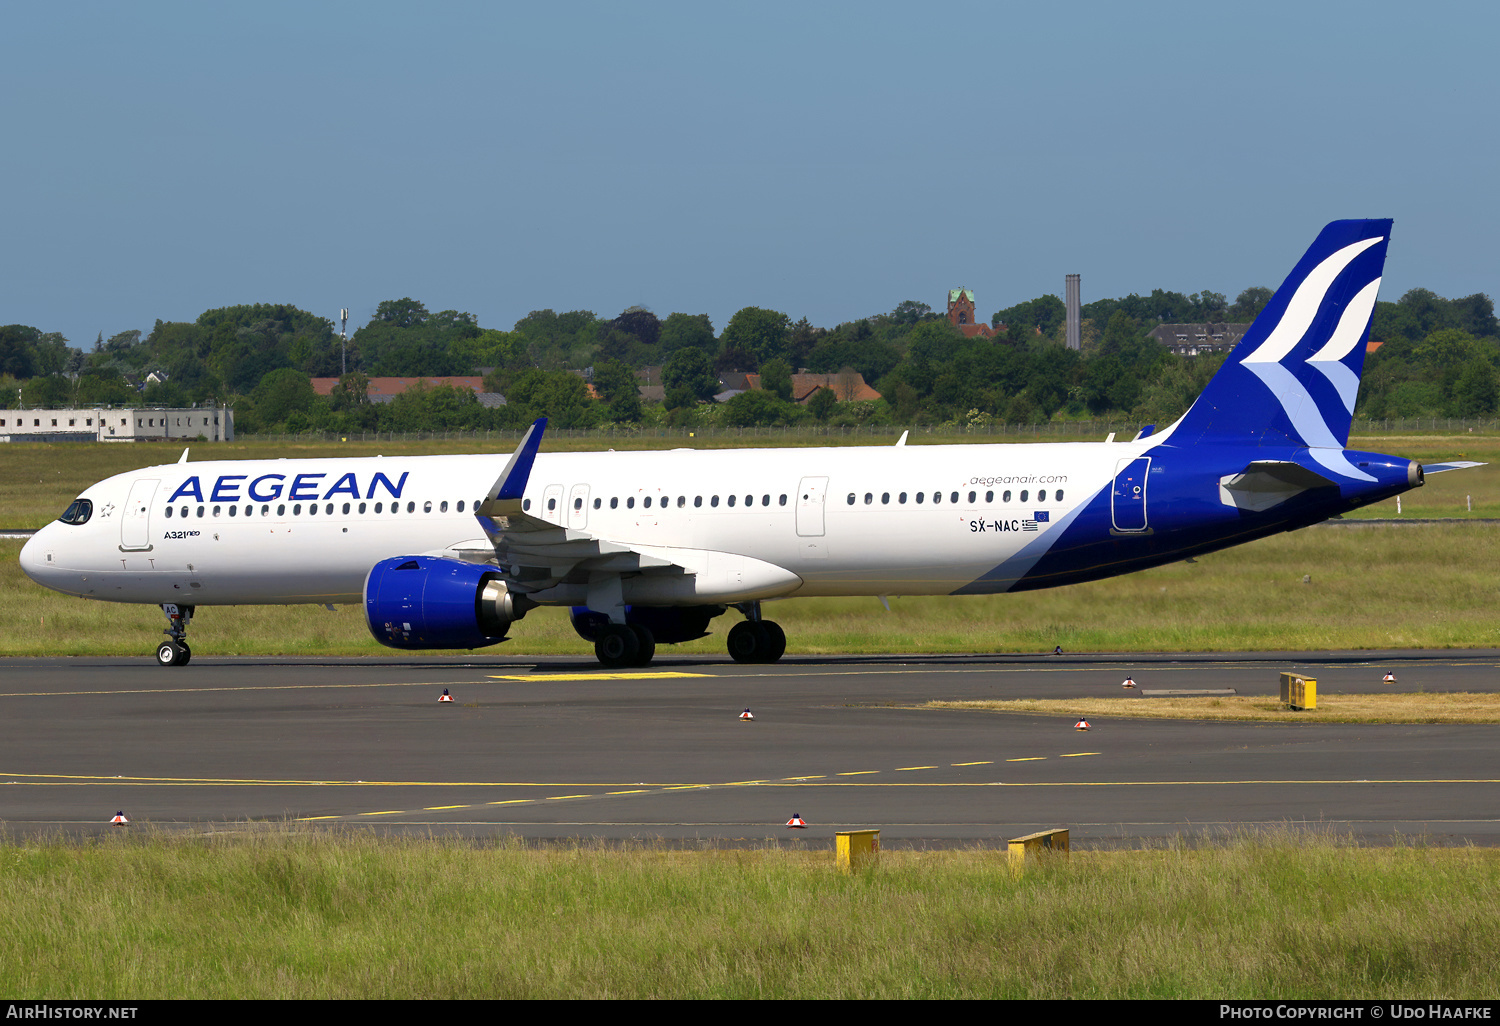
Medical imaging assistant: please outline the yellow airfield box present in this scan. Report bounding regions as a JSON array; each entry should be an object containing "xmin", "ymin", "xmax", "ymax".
[
  {"xmin": 1280, "ymin": 672, "xmax": 1317, "ymax": 711},
  {"xmin": 835, "ymin": 830, "xmax": 880, "ymax": 873},
  {"xmin": 1008, "ymin": 828, "xmax": 1069, "ymax": 875}
]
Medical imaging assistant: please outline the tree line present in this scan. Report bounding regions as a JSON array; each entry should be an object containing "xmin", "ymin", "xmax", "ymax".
[{"xmin": 1, "ymin": 283, "xmax": 1496, "ymax": 434}]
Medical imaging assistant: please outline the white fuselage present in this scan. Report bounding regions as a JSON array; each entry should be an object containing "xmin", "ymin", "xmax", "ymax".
[{"xmin": 19, "ymin": 438, "xmax": 1146, "ymax": 607}]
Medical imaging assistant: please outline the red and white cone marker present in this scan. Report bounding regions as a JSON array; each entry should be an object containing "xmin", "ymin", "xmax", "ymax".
[
  {"xmin": 110, "ymin": 811, "xmax": 128, "ymax": 825},
  {"xmin": 1382, "ymin": 672, "xmax": 1397, "ymax": 683},
  {"xmin": 740, "ymin": 708, "xmax": 754, "ymax": 720},
  {"xmin": 786, "ymin": 813, "xmax": 806, "ymax": 828},
  {"xmin": 1074, "ymin": 719, "xmax": 1091, "ymax": 731},
  {"xmin": 1121, "ymin": 677, "xmax": 1137, "ymax": 689},
  {"xmin": 439, "ymin": 689, "xmax": 454, "ymax": 703}
]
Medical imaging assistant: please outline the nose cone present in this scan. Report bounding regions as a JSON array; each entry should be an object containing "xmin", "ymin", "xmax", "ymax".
[
  {"xmin": 18, "ymin": 527, "xmax": 61, "ymax": 591},
  {"xmin": 19, "ymin": 531, "xmax": 44, "ymax": 583}
]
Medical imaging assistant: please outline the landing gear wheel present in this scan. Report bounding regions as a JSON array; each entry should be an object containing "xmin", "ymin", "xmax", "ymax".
[
  {"xmin": 176, "ymin": 643, "xmax": 191, "ymax": 666},
  {"xmin": 595, "ymin": 624, "xmax": 641, "ymax": 668},
  {"xmin": 758, "ymin": 620, "xmax": 786, "ymax": 663},
  {"xmin": 727, "ymin": 621, "xmax": 762, "ymax": 663},
  {"xmin": 628, "ymin": 624, "xmax": 655, "ymax": 667},
  {"xmin": 156, "ymin": 641, "xmax": 183, "ymax": 667}
]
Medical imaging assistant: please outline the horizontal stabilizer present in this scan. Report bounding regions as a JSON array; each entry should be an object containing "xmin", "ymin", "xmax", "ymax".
[
  {"xmin": 1421, "ymin": 461, "xmax": 1485, "ymax": 475},
  {"xmin": 1219, "ymin": 460, "xmax": 1336, "ymax": 513}
]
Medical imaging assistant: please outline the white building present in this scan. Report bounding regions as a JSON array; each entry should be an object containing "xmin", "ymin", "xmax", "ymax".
[{"xmin": 0, "ymin": 406, "xmax": 234, "ymax": 443}]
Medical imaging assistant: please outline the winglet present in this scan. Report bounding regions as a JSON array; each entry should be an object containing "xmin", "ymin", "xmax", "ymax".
[
  {"xmin": 477, "ymin": 418, "xmax": 547, "ymax": 517},
  {"xmin": 178, "ymin": 448, "xmax": 190, "ymax": 464}
]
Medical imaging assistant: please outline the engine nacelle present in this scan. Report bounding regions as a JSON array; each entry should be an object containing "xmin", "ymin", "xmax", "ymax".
[
  {"xmin": 570, "ymin": 605, "xmax": 725, "ymax": 645},
  {"xmin": 364, "ymin": 556, "xmax": 529, "ymax": 650}
]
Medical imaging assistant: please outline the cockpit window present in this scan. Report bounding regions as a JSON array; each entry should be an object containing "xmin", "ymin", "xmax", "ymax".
[{"xmin": 58, "ymin": 499, "xmax": 92, "ymax": 525}]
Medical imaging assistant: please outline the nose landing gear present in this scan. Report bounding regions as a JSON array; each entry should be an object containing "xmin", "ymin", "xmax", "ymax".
[{"xmin": 156, "ymin": 604, "xmax": 194, "ymax": 666}]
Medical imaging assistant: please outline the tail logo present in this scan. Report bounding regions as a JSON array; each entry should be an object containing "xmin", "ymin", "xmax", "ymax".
[{"xmin": 1239, "ymin": 236, "xmax": 1384, "ymax": 481}]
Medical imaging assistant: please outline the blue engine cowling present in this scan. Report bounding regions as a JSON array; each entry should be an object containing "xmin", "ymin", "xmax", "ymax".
[
  {"xmin": 365, "ymin": 555, "xmax": 518, "ymax": 650},
  {"xmin": 570, "ymin": 605, "xmax": 724, "ymax": 645}
]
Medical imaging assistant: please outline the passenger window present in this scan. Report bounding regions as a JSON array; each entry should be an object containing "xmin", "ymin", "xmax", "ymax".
[
  {"xmin": 1056, "ymin": 489, "xmax": 1065, "ymax": 501},
  {"xmin": 357, "ymin": 503, "xmax": 366, "ymax": 514},
  {"xmin": 1020, "ymin": 490, "xmax": 1029, "ymax": 502},
  {"xmin": 711, "ymin": 496, "xmax": 719, "ymax": 507},
  {"xmin": 593, "ymin": 498, "xmax": 600, "ymax": 509},
  {"xmin": 847, "ymin": 493, "xmax": 856, "ymax": 505},
  {"xmin": 745, "ymin": 495, "xmax": 752, "ymax": 506},
  {"xmin": 374, "ymin": 502, "xmax": 382, "ymax": 513},
  {"xmin": 779, "ymin": 494, "xmax": 787, "ymax": 506},
  {"xmin": 1038, "ymin": 490, "xmax": 1046, "ymax": 502},
  {"xmin": 610, "ymin": 497, "xmax": 618, "ymax": 509},
  {"xmin": 899, "ymin": 492, "xmax": 907, "ymax": 504},
  {"xmin": 456, "ymin": 500, "xmax": 464, "ymax": 512},
  {"xmin": 694, "ymin": 496, "xmax": 702, "ymax": 507},
  {"xmin": 986, "ymin": 491, "xmax": 993, "ymax": 503},
  {"xmin": 762, "ymin": 495, "xmax": 769, "ymax": 506},
  {"xmin": 950, "ymin": 492, "xmax": 958, "ymax": 503},
  {"xmin": 968, "ymin": 491, "xmax": 976, "ymax": 503},
  {"xmin": 679, "ymin": 496, "xmax": 687, "ymax": 508},
  {"xmin": 644, "ymin": 496, "xmax": 652, "ymax": 509},
  {"xmin": 573, "ymin": 498, "xmax": 581, "ymax": 510},
  {"xmin": 213, "ymin": 505, "xmax": 222, "ymax": 517},
  {"xmin": 228, "ymin": 506, "xmax": 237, "ymax": 517},
  {"xmin": 440, "ymin": 501, "xmax": 448, "ymax": 512},
  {"xmin": 277, "ymin": 504, "xmax": 285, "ymax": 516},
  {"xmin": 881, "ymin": 492, "xmax": 890, "ymax": 504},
  {"xmin": 165, "ymin": 507, "xmax": 174, "ymax": 518},
  {"xmin": 523, "ymin": 499, "xmax": 531, "ymax": 511},
  {"xmin": 1003, "ymin": 490, "xmax": 1011, "ymax": 502},
  {"xmin": 728, "ymin": 495, "xmax": 736, "ymax": 507},
  {"xmin": 327, "ymin": 503, "xmax": 334, "ymax": 514},
  {"xmin": 627, "ymin": 497, "xmax": 635, "ymax": 509},
  {"xmin": 915, "ymin": 493, "xmax": 924, "ymax": 504},
  {"xmin": 933, "ymin": 492, "xmax": 941, "ymax": 504},
  {"xmin": 548, "ymin": 498, "xmax": 557, "ymax": 511},
  {"xmin": 864, "ymin": 493, "xmax": 872, "ymax": 505},
  {"xmin": 345, "ymin": 502, "xmax": 353, "ymax": 514},
  {"xmin": 309, "ymin": 504, "xmax": 317, "ymax": 516},
  {"xmin": 293, "ymin": 504, "xmax": 302, "ymax": 515},
  {"xmin": 262, "ymin": 504, "xmax": 271, "ymax": 516},
  {"xmin": 196, "ymin": 506, "xmax": 204, "ymax": 518}
]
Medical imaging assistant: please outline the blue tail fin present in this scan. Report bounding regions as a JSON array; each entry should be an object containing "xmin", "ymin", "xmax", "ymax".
[{"xmin": 1168, "ymin": 219, "xmax": 1391, "ymax": 463}]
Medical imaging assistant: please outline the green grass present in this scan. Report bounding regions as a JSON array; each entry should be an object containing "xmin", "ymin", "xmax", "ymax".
[
  {"xmin": 1, "ymin": 828, "xmax": 1497, "ymax": 998},
  {"xmin": 5, "ymin": 520, "xmax": 1499, "ymax": 656},
  {"xmin": 6, "ymin": 433, "xmax": 1500, "ymax": 657}
]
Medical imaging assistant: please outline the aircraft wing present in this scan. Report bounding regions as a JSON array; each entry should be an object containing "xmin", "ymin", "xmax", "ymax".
[
  {"xmin": 1421, "ymin": 461, "xmax": 1486, "ymax": 474},
  {"xmin": 466, "ymin": 417, "xmax": 688, "ymax": 588}
]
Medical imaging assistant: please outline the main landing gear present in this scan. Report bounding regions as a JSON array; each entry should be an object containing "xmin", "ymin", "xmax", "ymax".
[
  {"xmin": 156, "ymin": 604, "xmax": 194, "ymax": 667},
  {"xmin": 727, "ymin": 603, "xmax": 785, "ymax": 664},
  {"xmin": 594, "ymin": 623, "xmax": 656, "ymax": 669}
]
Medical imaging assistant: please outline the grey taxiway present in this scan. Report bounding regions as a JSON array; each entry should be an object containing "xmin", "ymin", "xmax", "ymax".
[{"xmin": 2, "ymin": 651, "xmax": 1498, "ymax": 846}]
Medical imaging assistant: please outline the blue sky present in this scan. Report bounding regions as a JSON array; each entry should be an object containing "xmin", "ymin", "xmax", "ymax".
[{"xmin": 3, "ymin": 1, "xmax": 1496, "ymax": 348}]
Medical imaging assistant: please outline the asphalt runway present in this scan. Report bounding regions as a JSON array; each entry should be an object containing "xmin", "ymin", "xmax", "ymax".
[{"xmin": 3, "ymin": 650, "xmax": 1499, "ymax": 847}]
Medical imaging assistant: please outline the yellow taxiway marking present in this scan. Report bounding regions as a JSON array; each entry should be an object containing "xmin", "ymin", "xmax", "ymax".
[
  {"xmin": 837, "ymin": 771, "xmax": 879, "ymax": 776},
  {"xmin": 358, "ymin": 810, "xmax": 404, "ymax": 817},
  {"xmin": 424, "ymin": 805, "xmax": 471, "ymax": 810},
  {"xmin": 548, "ymin": 795, "xmax": 591, "ymax": 800},
  {"xmin": 488, "ymin": 800, "xmax": 530, "ymax": 806},
  {"xmin": 897, "ymin": 766, "xmax": 938, "ymax": 771},
  {"xmin": 487, "ymin": 672, "xmax": 712, "ymax": 682},
  {"xmin": 1007, "ymin": 757, "xmax": 1046, "ymax": 762},
  {"xmin": 608, "ymin": 789, "xmax": 650, "ymax": 794},
  {"xmin": 952, "ymin": 761, "xmax": 994, "ymax": 766},
  {"xmin": 1060, "ymin": 753, "xmax": 1102, "ymax": 758}
]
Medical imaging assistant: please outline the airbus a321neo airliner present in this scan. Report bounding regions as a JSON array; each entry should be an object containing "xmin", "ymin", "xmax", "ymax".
[{"xmin": 19, "ymin": 220, "xmax": 1481, "ymax": 668}]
